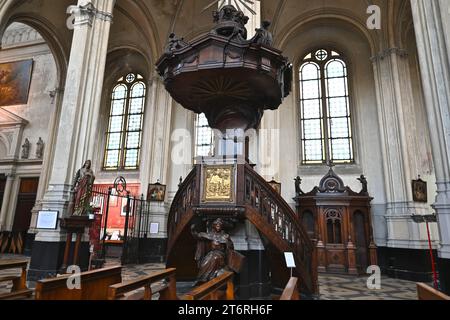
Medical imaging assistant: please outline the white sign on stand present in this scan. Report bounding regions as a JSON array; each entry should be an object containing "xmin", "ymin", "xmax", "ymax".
[{"xmin": 284, "ymin": 252, "xmax": 296, "ymax": 278}]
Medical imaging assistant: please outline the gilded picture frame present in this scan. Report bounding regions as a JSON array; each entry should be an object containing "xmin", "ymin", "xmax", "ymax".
[
  {"xmin": 201, "ymin": 164, "xmax": 235, "ymax": 204},
  {"xmin": 0, "ymin": 59, "xmax": 33, "ymax": 106}
]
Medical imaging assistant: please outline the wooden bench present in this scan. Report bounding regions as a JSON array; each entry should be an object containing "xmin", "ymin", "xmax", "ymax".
[
  {"xmin": 182, "ymin": 272, "xmax": 234, "ymax": 300},
  {"xmin": 35, "ymin": 266, "xmax": 122, "ymax": 300},
  {"xmin": 417, "ymin": 283, "xmax": 450, "ymax": 300},
  {"xmin": 0, "ymin": 260, "xmax": 33, "ymax": 300},
  {"xmin": 280, "ymin": 277, "xmax": 300, "ymax": 300},
  {"xmin": 108, "ymin": 268, "xmax": 177, "ymax": 300}
]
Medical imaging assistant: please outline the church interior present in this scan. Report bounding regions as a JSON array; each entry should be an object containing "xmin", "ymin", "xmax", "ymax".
[{"xmin": 0, "ymin": 0, "xmax": 450, "ymax": 301}]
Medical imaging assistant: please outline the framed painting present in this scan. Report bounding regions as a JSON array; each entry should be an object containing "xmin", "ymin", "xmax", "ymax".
[
  {"xmin": 412, "ymin": 178, "xmax": 428, "ymax": 203},
  {"xmin": 147, "ymin": 182, "xmax": 166, "ymax": 202},
  {"xmin": 0, "ymin": 60, "xmax": 33, "ymax": 106}
]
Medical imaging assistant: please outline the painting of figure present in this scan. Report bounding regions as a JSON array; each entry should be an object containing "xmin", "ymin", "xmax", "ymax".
[
  {"xmin": 0, "ymin": 60, "xmax": 33, "ymax": 106},
  {"xmin": 147, "ymin": 183, "xmax": 166, "ymax": 202}
]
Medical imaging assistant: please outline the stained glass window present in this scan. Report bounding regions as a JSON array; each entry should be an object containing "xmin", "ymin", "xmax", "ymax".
[
  {"xmin": 195, "ymin": 114, "xmax": 214, "ymax": 157},
  {"xmin": 104, "ymin": 73, "xmax": 146, "ymax": 170},
  {"xmin": 299, "ymin": 49, "xmax": 354, "ymax": 164}
]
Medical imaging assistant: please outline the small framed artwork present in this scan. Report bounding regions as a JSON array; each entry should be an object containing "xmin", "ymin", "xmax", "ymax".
[
  {"xmin": 147, "ymin": 182, "xmax": 166, "ymax": 202},
  {"xmin": 268, "ymin": 179, "xmax": 281, "ymax": 195},
  {"xmin": 412, "ymin": 178, "xmax": 428, "ymax": 203}
]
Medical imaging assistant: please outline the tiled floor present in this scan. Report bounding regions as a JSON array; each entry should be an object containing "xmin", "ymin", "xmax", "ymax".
[{"xmin": 0, "ymin": 254, "xmax": 418, "ymax": 300}]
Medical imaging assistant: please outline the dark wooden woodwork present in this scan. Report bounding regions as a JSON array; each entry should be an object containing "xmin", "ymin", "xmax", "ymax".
[
  {"xmin": 12, "ymin": 177, "xmax": 39, "ymax": 233},
  {"xmin": 59, "ymin": 216, "xmax": 93, "ymax": 273},
  {"xmin": 0, "ymin": 259, "xmax": 33, "ymax": 300},
  {"xmin": 182, "ymin": 271, "xmax": 235, "ymax": 301},
  {"xmin": 280, "ymin": 277, "xmax": 300, "ymax": 300},
  {"xmin": 166, "ymin": 163, "xmax": 318, "ymax": 296},
  {"xmin": 417, "ymin": 283, "xmax": 450, "ymax": 300},
  {"xmin": 156, "ymin": 6, "xmax": 291, "ymax": 132},
  {"xmin": 108, "ymin": 268, "xmax": 177, "ymax": 300},
  {"xmin": 294, "ymin": 168, "xmax": 377, "ymax": 275},
  {"xmin": 35, "ymin": 266, "xmax": 122, "ymax": 300}
]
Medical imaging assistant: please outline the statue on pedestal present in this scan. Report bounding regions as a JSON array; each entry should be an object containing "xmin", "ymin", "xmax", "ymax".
[
  {"xmin": 191, "ymin": 218, "xmax": 241, "ymax": 284},
  {"xmin": 71, "ymin": 160, "xmax": 95, "ymax": 216},
  {"xmin": 21, "ymin": 138, "xmax": 30, "ymax": 159}
]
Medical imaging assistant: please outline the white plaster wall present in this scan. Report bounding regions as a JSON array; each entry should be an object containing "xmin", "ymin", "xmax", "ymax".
[{"xmin": 0, "ymin": 23, "xmax": 57, "ymax": 160}]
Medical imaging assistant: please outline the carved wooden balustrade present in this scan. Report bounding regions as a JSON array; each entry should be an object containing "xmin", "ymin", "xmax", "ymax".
[
  {"xmin": 167, "ymin": 165, "xmax": 199, "ymax": 256},
  {"xmin": 243, "ymin": 164, "xmax": 318, "ymax": 295},
  {"xmin": 166, "ymin": 163, "xmax": 318, "ymax": 296}
]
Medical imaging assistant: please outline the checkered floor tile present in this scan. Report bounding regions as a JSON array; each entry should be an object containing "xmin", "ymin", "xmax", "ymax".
[{"xmin": 1, "ymin": 254, "xmax": 418, "ymax": 300}]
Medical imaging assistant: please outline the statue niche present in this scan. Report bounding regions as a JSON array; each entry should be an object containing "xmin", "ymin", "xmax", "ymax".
[{"xmin": 191, "ymin": 218, "xmax": 244, "ymax": 284}]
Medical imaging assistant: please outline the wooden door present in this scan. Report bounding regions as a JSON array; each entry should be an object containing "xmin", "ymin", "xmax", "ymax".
[
  {"xmin": 12, "ymin": 177, "xmax": 40, "ymax": 232},
  {"xmin": 353, "ymin": 211, "xmax": 369, "ymax": 273}
]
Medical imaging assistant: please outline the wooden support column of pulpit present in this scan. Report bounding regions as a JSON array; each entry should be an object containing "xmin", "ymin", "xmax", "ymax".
[{"xmin": 60, "ymin": 216, "xmax": 93, "ymax": 273}]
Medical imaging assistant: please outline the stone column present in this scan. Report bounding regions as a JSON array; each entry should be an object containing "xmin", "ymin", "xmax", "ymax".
[
  {"xmin": 28, "ymin": 0, "xmax": 115, "ymax": 281},
  {"xmin": 371, "ymin": 47, "xmax": 439, "ymax": 251},
  {"xmin": 0, "ymin": 173, "xmax": 15, "ymax": 231},
  {"xmin": 411, "ymin": 0, "xmax": 450, "ymax": 293}
]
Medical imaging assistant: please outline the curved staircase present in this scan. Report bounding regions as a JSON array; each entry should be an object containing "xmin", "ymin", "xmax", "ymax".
[{"xmin": 166, "ymin": 164, "xmax": 319, "ymax": 297}]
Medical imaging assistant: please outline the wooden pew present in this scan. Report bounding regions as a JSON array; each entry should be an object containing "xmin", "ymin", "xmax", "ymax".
[
  {"xmin": 417, "ymin": 283, "xmax": 450, "ymax": 300},
  {"xmin": 280, "ymin": 277, "xmax": 300, "ymax": 300},
  {"xmin": 35, "ymin": 266, "xmax": 122, "ymax": 300},
  {"xmin": 0, "ymin": 259, "xmax": 33, "ymax": 300},
  {"xmin": 108, "ymin": 268, "xmax": 177, "ymax": 300},
  {"xmin": 182, "ymin": 272, "xmax": 234, "ymax": 301}
]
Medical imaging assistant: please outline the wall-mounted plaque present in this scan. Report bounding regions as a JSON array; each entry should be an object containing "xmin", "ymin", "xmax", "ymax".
[
  {"xmin": 150, "ymin": 223, "xmax": 160, "ymax": 234},
  {"xmin": 0, "ymin": 59, "xmax": 33, "ymax": 106},
  {"xmin": 36, "ymin": 211, "xmax": 59, "ymax": 230},
  {"xmin": 202, "ymin": 165, "xmax": 235, "ymax": 203},
  {"xmin": 412, "ymin": 178, "xmax": 428, "ymax": 203}
]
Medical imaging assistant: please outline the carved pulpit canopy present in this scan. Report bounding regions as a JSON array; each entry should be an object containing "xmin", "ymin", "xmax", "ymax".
[{"xmin": 156, "ymin": 4, "xmax": 292, "ymax": 132}]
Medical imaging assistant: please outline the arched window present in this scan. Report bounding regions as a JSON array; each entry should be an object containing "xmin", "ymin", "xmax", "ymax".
[
  {"xmin": 299, "ymin": 49, "xmax": 354, "ymax": 165},
  {"xmin": 104, "ymin": 73, "xmax": 146, "ymax": 170},
  {"xmin": 195, "ymin": 113, "xmax": 214, "ymax": 157}
]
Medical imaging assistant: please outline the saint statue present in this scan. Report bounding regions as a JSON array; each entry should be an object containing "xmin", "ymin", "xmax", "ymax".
[
  {"xmin": 72, "ymin": 160, "xmax": 95, "ymax": 191},
  {"xmin": 357, "ymin": 174, "xmax": 368, "ymax": 194},
  {"xmin": 191, "ymin": 218, "xmax": 238, "ymax": 284},
  {"xmin": 164, "ymin": 33, "xmax": 186, "ymax": 55},
  {"xmin": 251, "ymin": 20, "xmax": 273, "ymax": 47},
  {"xmin": 71, "ymin": 160, "xmax": 95, "ymax": 216},
  {"xmin": 294, "ymin": 176, "xmax": 303, "ymax": 196},
  {"xmin": 21, "ymin": 138, "xmax": 30, "ymax": 159},
  {"xmin": 36, "ymin": 137, "xmax": 44, "ymax": 159}
]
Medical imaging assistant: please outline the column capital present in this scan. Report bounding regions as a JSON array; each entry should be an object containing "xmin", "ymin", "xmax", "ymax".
[
  {"xmin": 370, "ymin": 48, "xmax": 408, "ymax": 62},
  {"xmin": 67, "ymin": 2, "xmax": 113, "ymax": 27}
]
